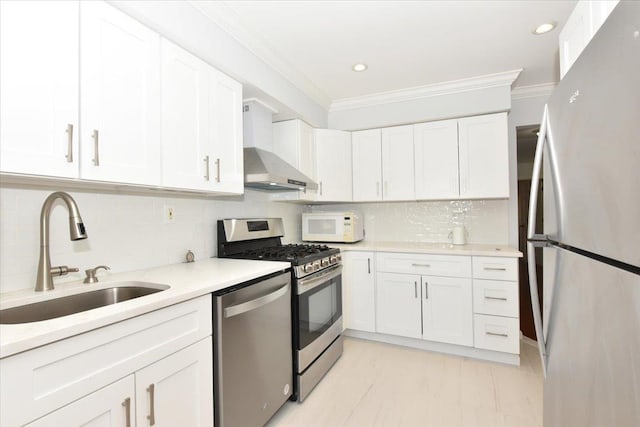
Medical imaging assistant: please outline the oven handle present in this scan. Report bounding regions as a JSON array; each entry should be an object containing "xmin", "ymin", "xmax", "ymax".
[
  {"xmin": 297, "ymin": 265, "xmax": 342, "ymax": 295},
  {"xmin": 224, "ymin": 283, "xmax": 289, "ymax": 318}
]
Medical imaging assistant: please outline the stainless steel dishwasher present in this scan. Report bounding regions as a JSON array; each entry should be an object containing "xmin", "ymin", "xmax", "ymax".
[{"xmin": 214, "ymin": 270, "xmax": 292, "ymax": 427}]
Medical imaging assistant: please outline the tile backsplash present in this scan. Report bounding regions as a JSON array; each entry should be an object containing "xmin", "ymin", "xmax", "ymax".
[
  {"xmin": 312, "ymin": 199, "xmax": 509, "ymax": 245},
  {"xmin": 0, "ymin": 186, "xmax": 303, "ymax": 294}
]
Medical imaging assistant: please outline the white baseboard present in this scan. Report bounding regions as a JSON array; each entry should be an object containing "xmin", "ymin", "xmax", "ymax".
[{"xmin": 344, "ymin": 329, "xmax": 520, "ymax": 366}]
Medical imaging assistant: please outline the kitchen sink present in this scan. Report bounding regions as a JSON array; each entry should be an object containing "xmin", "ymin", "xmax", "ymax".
[{"xmin": 0, "ymin": 282, "xmax": 170, "ymax": 324}]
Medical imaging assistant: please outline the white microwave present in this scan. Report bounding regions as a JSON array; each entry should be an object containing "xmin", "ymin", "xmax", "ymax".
[{"xmin": 302, "ymin": 212, "xmax": 364, "ymax": 243}]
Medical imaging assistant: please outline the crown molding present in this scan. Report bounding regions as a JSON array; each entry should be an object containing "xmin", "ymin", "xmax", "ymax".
[
  {"xmin": 511, "ymin": 82, "xmax": 556, "ymax": 100},
  {"xmin": 329, "ymin": 69, "xmax": 522, "ymax": 113},
  {"xmin": 189, "ymin": 1, "xmax": 332, "ymax": 110}
]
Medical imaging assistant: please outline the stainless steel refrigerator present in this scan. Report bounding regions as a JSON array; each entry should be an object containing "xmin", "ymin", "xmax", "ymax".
[{"xmin": 526, "ymin": 2, "xmax": 640, "ymax": 426}]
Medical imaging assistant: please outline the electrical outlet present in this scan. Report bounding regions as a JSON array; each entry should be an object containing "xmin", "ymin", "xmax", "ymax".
[{"xmin": 164, "ymin": 205, "xmax": 175, "ymax": 223}]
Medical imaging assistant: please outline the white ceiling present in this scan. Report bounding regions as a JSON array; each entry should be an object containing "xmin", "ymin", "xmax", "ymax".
[{"xmin": 193, "ymin": 0, "xmax": 576, "ymax": 110}]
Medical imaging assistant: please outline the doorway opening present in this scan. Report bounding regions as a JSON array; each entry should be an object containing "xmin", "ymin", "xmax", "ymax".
[{"xmin": 516, "ymin": 124, "xmax": 543, "ymax": 341}]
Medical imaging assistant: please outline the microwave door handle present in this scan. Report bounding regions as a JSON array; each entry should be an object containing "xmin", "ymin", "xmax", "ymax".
[{"xmin": 297, "ymin": 265, "xmax": 342, "ymax": 295}]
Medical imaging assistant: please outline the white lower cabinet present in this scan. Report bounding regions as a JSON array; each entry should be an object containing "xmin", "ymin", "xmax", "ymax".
[
  {"xmin": 422, "ymin": 275, "xmax": 473, "ymax": 346},
  {"xmin": 376, "ymin": 272, "xmax": 422, "ymax": 339},
  {"xmin": 342, "ymin": 251, "xmax": 376, "ymax": 332},
  {"xmin": 375, "ymin": 270, "xmax": 473, "ymax": 346},
  {"xmin": 26, "ymin": 375, "xmax": 135, "ymax": 427},
  {"xmin": 1, "ymin": 296, "xmax": 213, "ymax": 427}
]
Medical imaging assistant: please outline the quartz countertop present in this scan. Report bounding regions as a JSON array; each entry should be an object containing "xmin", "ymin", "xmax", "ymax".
[
  {"xmin": 0, "ymin": 258, "xmax": 290, "ymax": 358},
  {"xmin": 326, "ymin": 241, "xmax": 522, "ymax": 257}
]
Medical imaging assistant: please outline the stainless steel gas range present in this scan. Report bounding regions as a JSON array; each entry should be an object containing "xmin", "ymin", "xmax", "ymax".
[{"xmin": 217, "ymin": 218, "xmax": 343, "ymax": 402}]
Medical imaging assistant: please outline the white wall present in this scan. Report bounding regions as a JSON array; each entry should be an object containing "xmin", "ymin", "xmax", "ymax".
[
  {"xmin": 507, "ymin": 94, "xmax": 551, "ymax": 247},
  {"xmin": 312, "ymin": 200, "xmax": 509, "ymax": 245},
  {"xmin": 109, "ymin": 0, "xmax": 328, "ymax": 128},
  {"xmin": 0, "ymin": 187, "xmax": 303, "ymax": 294},
  {"xmin": 328, "ymin": 85, "xmax": 511, "ymax": 131}
]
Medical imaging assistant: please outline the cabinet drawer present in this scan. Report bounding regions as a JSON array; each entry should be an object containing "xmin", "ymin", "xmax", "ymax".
[
  {"xmin": 377, "ymin": 252, "xmax": 471, "ymax": 278},
  {"xmin": 0, "ymin": 295, "xmax": 212, "ymax": 427},
  {"xmin": 473, "ymin": 314, "xmax": 520, "ymax": 354},
  {"xmin": 472, "ymin": 257, "xmax": 518, "ymax": 281},
  {"xmin": 473, "ymin": 279, "xmax": 518, "ymax": 318}
]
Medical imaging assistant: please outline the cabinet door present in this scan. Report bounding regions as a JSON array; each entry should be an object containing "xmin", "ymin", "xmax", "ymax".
[
  {"xmin": 352, "ymin": 129, "xmax": 382, "ymax": 201},
  {"xmin": 210, "ymin": 69, "xmax": 244, "ymax": 194},
  {"xmin": 343, "ymin": 251, "xmax": 376, "ymax": 332},
  {"xmin": 381, "ymin": 125, "xmax": 415, "ymax": 201},
  {"xmin": 0, "ymin": 0, "xmax": 79, "ymax": 178},
  {"xmin": 161, "ymin": 39, "xmax": 211, "ymax": 191},
  {"xmin": 314, "ymin": 129, "xmax": 352, "ymax": 202},
  {"xmin": 457, "ymin": 113, "xmax": 509, "ymax": 199},
  {"xmin": 80, "ymin": 1, "xmax": 161, "ymax": 185},
  {"xmin": 559, "ymin": 0, "xmax": 593, "ymax": 79},
  {"xmin": 272, "ymin": 120, "xmax": 317, "ymax": 201},
  {"xmin": 26, "ymin": 376, "xmax": 135, "ymax": 427},
  {"xmin": 414, "ymin": 119, "xmax": 459, "ymax": 200},
  {"xmin": 376, "ymin": 272, "xmax": 422, "ymax": 339},
  {"xmin": 135, "ymin": 337, "xmax": 213, "ymax": 427},
  {"xmin": 422, "ymin": 275, "xmax": 473, "ymax": 346}
]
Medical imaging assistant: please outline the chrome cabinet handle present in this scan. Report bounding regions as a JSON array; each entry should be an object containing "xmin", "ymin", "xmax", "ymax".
[
  {"xmin": 319, "ymin": 181, "xmax": 323, "ymax": 196},
  {"xmin": 122, "ymin": 397, "xmax": 131, "ymax": 427},
  {"xmin": 65, "ymin": 124, "xmax": 73, "ymax": 162},
  {"xmin": 486, "ymin": 331, "xmax": 509, "ymax": 338},
  {"xmin": 92, "ymin": 129, "xmax": 99, "ymax": 166},
  {"xmin": 414, "ymin": 281, "xmax": 418, "ymax": 298},
  {"xmin": 384, "ymin": 180, "xmax": 388, "ymax": 196},
  {"xmin": 367, "ymin": 258, "xmax": 371, "ymax": 274},
  {"xmin": 215, "ymin": 157, "xmax": 221, "ymax": 182},
  {"xmin": 484, "ymin": 267, "xmax": 507, "ymax": 271},
  {"xmin": 147, "ymin": 383, "xmax": 156, "ymax": 425},
  {"xmin": 204, "ymin": 155, "xmax": 210, "ymax": 181},
  {"xmin": 424, "ymin": 281, "xmax": 428, "ymax": 299},
  {"xmin": 485, "ymin": 296, "xmax": 508, "ymax": 301},
  {"xmin": 411, "ymin": 263, "xmax": 431, "ymax": 268}
]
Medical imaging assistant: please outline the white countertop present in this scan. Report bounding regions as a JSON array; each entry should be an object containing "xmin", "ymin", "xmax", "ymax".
[
  {"xmin": 328, "ymin": 241, "xmax": 522, "ymax": 257},
  {"xmin": 0, "ymin": 258, "xmax": 290, "ymax": 358}
]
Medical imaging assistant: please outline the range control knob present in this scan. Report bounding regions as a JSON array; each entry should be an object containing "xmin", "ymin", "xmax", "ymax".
[
  {"xmin": 321, "ymin": 258, "xmax": 330, "ymax": 267},
  {"xmin": 329, "ymin": 255, "xmax": 337, "ymax": 264},
  {"xmin": 304, "ymin": 263, "xmax": 314, "ymax": 273}
]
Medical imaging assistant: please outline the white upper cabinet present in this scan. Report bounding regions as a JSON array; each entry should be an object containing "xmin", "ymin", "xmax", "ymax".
[
  {"xmin": 161, "ymin": 39, "xmax": 212, "ymax": 191},
  {"xmin": 457, "ymin": 113, "xmax": 509, "ymax": 199},
  {"xmin": 414, "ymin": 119, "xmax": 459, "ymax": 200},
  {"xmin": 314, "ymin": 129, "xmax": 352, "ymax": 202},
  {"xmin": 352, "ymin": 129, "xmax": 382, "ymax": 201},
  {"xmin": 559, "ymin": 0, "xmax": 619, "ymax": 78},
  {"xmin": 209, "ymin": 68, "xmax": 244, "ymax": 194},
  {"xmin": 272, "ymin": 119, "xmax": 317, "ymax": 201},
  {"xmin": 80, "ymin": 1, "xmax": 161, "ymax": 185},
  {"xmin": 381, "ymin": 125, "xmax": 415, "ymax": 201},
  {"xmin": 352, "ymin": 125, "xmax": 414, "ymax": 202},
  {"xmin": 0, "ymin": 1, "xmax": 79, "ymax": 178}
]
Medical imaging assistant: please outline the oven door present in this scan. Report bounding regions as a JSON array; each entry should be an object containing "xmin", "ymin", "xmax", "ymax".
[{"xmin": 296, "ymin": 264, "xmax": 343, "ymax": 372}]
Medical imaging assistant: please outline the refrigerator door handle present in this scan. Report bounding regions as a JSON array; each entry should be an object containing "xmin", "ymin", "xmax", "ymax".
[{"xmin": 526, "ymin": 104, "xmax": 549, "ymax": 377}]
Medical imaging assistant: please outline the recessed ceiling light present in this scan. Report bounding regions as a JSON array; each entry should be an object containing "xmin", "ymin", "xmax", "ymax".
[
  {"xmin": 352, "ymin": 63, "xmax": 368, "ymax": 72},
  {"xmin": 533, "ymin": 22, "xmax": 556, "ymax": 35}
]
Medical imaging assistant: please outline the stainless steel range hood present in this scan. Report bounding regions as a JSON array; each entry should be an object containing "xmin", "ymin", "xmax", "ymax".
[{"xmin": 243, "ymin": 100, "xmax": 317, "ymax": 191}]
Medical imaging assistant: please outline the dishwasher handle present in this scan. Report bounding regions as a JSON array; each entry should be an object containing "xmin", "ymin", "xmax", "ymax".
[{"xmin": 223, "ymin": 283, "xmax": 289, "ymax": 318}]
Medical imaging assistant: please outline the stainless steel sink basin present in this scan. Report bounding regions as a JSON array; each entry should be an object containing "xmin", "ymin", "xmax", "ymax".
[{"xmin": 0, "ymin": 282, "xmax": 170, "ymax": 324}]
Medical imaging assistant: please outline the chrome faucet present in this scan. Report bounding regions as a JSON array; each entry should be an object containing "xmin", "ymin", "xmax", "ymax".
[{"xmin": 35, "ymin": 192, "xmax": 88, "ymax": 292}]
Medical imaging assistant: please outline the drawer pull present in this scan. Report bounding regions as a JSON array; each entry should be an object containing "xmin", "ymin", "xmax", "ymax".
[
  {"xmin": 486, "ymin": 331, "xmax": 509, "ymax": 338},
  {"xmin": 411, "ymin": 263, "xmax": 431, "ymax": 268},
  {"xmin": 414, "ymin": 281, "xmax": 418, "ymax": 298},
  {"xmin": 485, "ymin": 296, "xmax": 508, "ymax": 301},
  {"xmin": 484, "ymin": 267, "xmax": 507, "ymax": 271}
]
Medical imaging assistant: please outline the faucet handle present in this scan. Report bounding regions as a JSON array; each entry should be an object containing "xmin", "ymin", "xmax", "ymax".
[
  {"xmin": 50, "ymin": 265, "xmax": 79, "ymax": 277},
  {"xmin": 83, "ymin": 265, "xmax": 110, "ymax": 284}
]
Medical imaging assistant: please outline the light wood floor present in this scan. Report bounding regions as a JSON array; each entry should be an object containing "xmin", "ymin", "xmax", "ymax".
[{"xmin": 267, "ymin": 337, "xmax": 543, "ymax": 427}]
